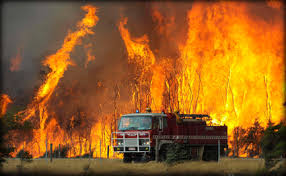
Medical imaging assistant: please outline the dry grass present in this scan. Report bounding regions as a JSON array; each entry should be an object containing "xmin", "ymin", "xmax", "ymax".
[{"xmin": 1, "ymin": 157, "xmax": 265, "ymax": 175}]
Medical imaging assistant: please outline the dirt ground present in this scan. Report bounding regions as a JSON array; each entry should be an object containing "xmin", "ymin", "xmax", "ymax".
[{"xmin": 1, "ymin": 157, "xmax": 266, "ymax": 176}]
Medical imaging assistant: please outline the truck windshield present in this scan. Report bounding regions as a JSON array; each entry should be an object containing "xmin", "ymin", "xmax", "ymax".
[{"xmin": 118, "ymin": 116, "xmax": 152, "ymax": 130}]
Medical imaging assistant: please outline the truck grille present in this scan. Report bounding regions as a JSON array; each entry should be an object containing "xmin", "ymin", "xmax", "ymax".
[{"xmin": 125, "ymin": 138, "xmax": 138, "ymax": 146}]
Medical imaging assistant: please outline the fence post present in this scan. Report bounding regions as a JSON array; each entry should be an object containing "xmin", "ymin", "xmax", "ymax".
[
  {"xmin": 233, "ymin": 144, "xmax": 236, "ymax": 157},
  {"xmin": 94, "ymin": 144, "xmax": 96, "ymax": 158},
  {"xmin": 89, "ymin": 142, "xmax": 91, "ymax": 160},
  {"xmin": 67, "ymin": 143, "xmax": 70, "ymax": 158},
  {"xmin": 58, "ymin": 144, "xmax": 61, "ymax": 158},
  {"xmin": 99, "ymin": 140, "xmax": 101, "ymax": 160},
  {"xmin": 218, "ymin": 140, "xmax": 220, "ymax": 162},
  {"xmin": 45, "ymin": 139, "xmax": 48, "ymax": 158},
  {"xmin": 107, "ymin": 145, "xmax": 109, "ymax": 159},
  {"xmin": 50, "ymin": 143, "xmax": 53, "ymax": 162}
]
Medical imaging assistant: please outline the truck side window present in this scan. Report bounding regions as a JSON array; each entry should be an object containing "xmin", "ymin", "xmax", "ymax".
[{"xmin": 153, "ymin": 117, "xmax": 159, "ymax": 129}]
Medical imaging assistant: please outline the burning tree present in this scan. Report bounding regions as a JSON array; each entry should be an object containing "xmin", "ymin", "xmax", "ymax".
[
  {"xmin": 243, "ymin": 118, "xmax": 265, "ymax": 157},
  {"xmin": 231, "ymin": 127, "xmax": 247, "ymax": 157}
]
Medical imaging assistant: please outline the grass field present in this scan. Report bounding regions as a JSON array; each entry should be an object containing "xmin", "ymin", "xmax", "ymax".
[{"xmin": 1, "ymin": 157, "xmax": 266, "ymax": 176}]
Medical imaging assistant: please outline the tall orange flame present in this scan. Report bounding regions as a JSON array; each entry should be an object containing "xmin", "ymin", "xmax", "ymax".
[
  {"xmin": 178, "ymin": 1, "xmax": 284, "ymax": 130},
  {"xmin": 119, "ymin": 17, "xmax": 152, "ymax": 110},
  {"xmin": 118, "ymin": 17, "xmax": 155, "ymax": 67},
  {"xmin": 119, "ymin": 2, "xmax": 284, "ymax": 157},
  {"xmin": 13, "ymin": 5, "xmax": 99, "ymax": 158},
  {"xmin": 178, "ymin": 2, "xmax": 283, "ymax": 156},
  {"xmin": 118, "ymin": 17, "xmax": 166, "ymax": 111},
  {"xmin": 6, "ymin": 2, "xmax": 283, "ymax": 159}
]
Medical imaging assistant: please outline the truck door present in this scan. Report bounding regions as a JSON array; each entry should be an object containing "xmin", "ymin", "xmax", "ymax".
[
  {"xmin": 159, "ymin": 116, "xmax": 168, "ymax": 135},
  {"xmin": 153, "ymin": 116, "xmax": 167, "ymax": 134},
  {"xmin": 159, "ymin": 117, "xmax": 163, "ymax": 133}
]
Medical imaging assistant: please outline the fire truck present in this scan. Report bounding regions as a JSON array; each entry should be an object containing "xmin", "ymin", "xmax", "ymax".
[{"xmin": 112, "ymin": 108, "xmax": 228, "ymax": 163}]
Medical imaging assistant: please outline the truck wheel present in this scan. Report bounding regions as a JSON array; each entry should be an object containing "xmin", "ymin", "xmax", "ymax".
[
  {"xmin": 203, "ymin": 147, "xmax": 218, "ymax": 161},
  {"xmin": 159, "ymin": 147, "xmax": 167, "ymax": 162},
  {"xmin": 133, "ymin": 154, "xmax": 144, "ymax": 163},
  {"xmin": 123, "ymin": 153, "xmax": 132, "ymax": 163},
  {"xmin": 141, "ymin": 153, "xmax": 149, "ymax": 162}
]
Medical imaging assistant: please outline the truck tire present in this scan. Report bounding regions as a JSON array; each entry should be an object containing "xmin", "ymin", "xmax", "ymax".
[
  {"xmin": 203, "ymin": 146, "xmax": 218, "ymax": 161},
  {"xmin": 139, "ymin": 153, "xmax": 148, "ymax": 163},
  {"xmin": 133, "ymin": 153, "xmax": 145, "ymax": 163},
  {"xmin": 123, "ymin": 153, "xmax": 132, "ymax": 163},
  {"xmin": 159, "ymin": 146, "xmax": 167, "ymax": 162}
]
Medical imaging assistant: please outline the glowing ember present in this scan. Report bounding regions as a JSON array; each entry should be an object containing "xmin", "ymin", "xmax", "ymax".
[
  {"xmin": 84, "ymin": 43, "xmax": 96, "ymax": 68},
  {"xmin": 266, "ymin": 0, "xmax": 283, "ymax": 9}
]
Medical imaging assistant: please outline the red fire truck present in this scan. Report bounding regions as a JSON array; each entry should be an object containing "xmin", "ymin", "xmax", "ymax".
[{"xmin": 112, "ymin": 109, "xmax": 228, "ymax": 163}]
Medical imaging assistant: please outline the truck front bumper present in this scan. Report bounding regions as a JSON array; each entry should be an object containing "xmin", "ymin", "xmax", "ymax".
[
  {"xmin": 112, "ymin": 132, "xmax": 151, "ymax": 153},
  {"xmin": 113, "ymin": 146, "xmax": 150, "ymax": 152}
]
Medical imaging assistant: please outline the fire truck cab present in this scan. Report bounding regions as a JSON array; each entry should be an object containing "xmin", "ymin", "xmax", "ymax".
[{"xmin": 112, "ymin": 109, "xmax": 228, "ymax": 163}]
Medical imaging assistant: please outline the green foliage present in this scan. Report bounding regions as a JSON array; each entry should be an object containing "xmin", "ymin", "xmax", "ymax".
[
  {"xmin": 2, "ymin": 104, "xmax": 33, "ymax": 133},
  {"xmin": 23, "ymin": 120, "xmax": 33, "ymax": 131},
  {"xmin": 0, "ymin": 113, "xmax": 17, "ymax": 167},
  {"xmin": 166, "ymin": 144, "xmax": 189, "ymax": 164},
  {"xmin": 54, "ymin": 145, "xmax": 69, "ymax": 158},
  {"xmin": 1, "ymin": 104, "xmax": 33, "ymax": 167},
  {"xmin": 260, "ymin": 122, "xmax": 286, "ymax": 168},
  {"xmin": 80, "ymin": 153, "xmax": 91, "ymax": 158},
  {"xmin": 0, "ymin": 118, "xmax": 6, "ymax": 167},
  {"xmin": 16, "ymin": 149, "xmax": 33, "ymax": 162},
  {"xmin": 231, "ymin": 119, "xmax": 265, "ymax": 157}
]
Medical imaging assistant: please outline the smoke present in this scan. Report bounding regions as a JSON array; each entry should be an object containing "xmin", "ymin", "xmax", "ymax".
[
  {"xmin": 2, "ymin": 1, "xmax": 283, "ymax": 113},
  {"xmin": 2, "ymin": 2, "xmax": 82, "ymax": 99}
]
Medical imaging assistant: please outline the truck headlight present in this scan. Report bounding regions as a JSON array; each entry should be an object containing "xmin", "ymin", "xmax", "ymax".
[
  {"xmin": 139, "ymin": 139, "xmax": 150, "ymax": 146},
  {"xmin": 117, "ymin": 139, "xmax": 123, "ymax": 146},
  {"xmin": 143, "ymin": 141, "xmax": 150, "ymax": 145}
]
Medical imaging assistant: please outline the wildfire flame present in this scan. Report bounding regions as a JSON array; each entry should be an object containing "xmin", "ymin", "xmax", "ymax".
[
  {"xmin": 119, "ymin": 1, "xmax": 284, "ymax": 156},
  {"xmin": 118, "ymin": 17, "xmax": 155, "ymax": 67},
  {"xmin": 178, "ymin": 1, "xmax": 284, "ymax": 136},
  {"xmin": 118, "ymin": 17, "xmax": 166, "ymax": 111},
  {"xmin": 12, "ymin": 5, "xmax": 99, "ymax": 158},
  {"xmin": 84, "ymin": 43, "xmax": 96, "ymax": 68},
  {"xmin": 266, "ymin": 0, "xmax": 283, "ymax": 9},
  {"xmin": 5, "ymin": 1, "xmax": 284, "ymax": 159},
  {"xmin": 0, "ymin": 94, "xmax": 12, "ymax": 117}
]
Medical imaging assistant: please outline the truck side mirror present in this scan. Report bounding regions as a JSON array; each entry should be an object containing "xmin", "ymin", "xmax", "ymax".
[
  {"xmin": 159, "ymin": 117, "xmax": 163, "ymax": 131},
  {"xmin": 117, "ymin": 119, "xmax": 120, "ymax": 129}
]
